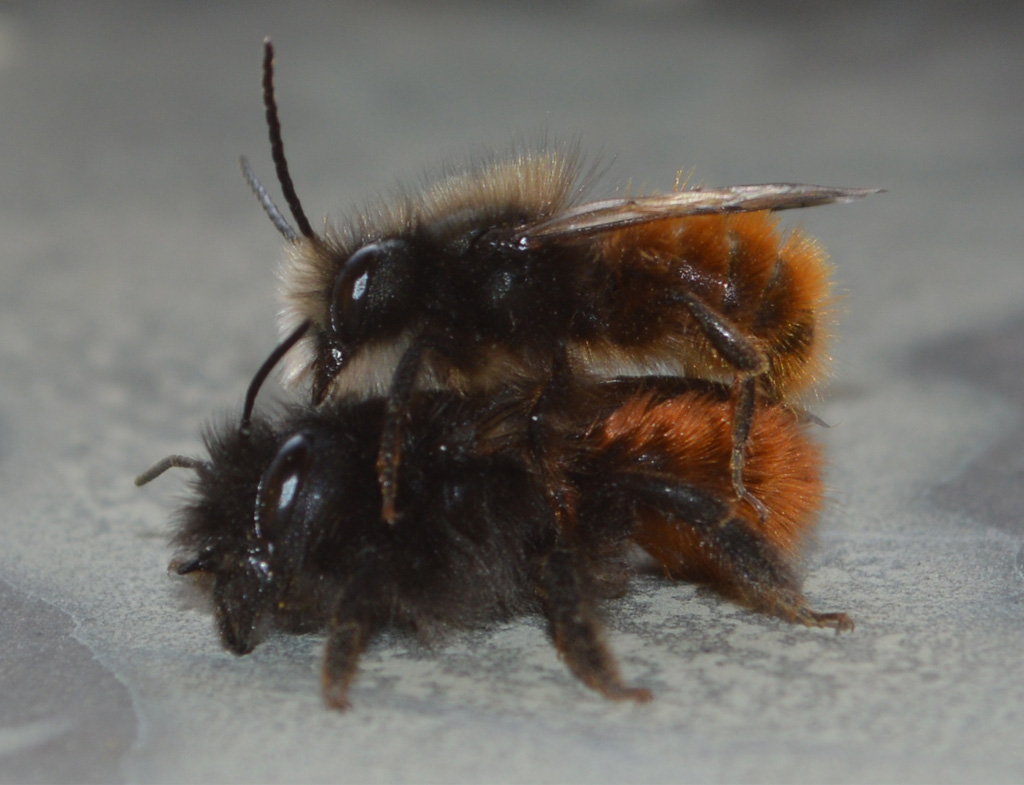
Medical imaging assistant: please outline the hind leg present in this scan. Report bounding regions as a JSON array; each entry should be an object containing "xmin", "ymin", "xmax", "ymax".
[
  {"xmin": 625, "ymin": 473, "xmax": 851, "ymax": 631},
  {"xmin": 581, "ymin": 390, "xmax": 850, "ymax": 630},
  {"xmin": 688, "ymin": 513, "xmax": 852, "ymax": 631}
]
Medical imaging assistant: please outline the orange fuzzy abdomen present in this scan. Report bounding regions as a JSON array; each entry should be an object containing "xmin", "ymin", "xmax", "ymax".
[
  {"xmin": 594, "ymin": 392, "xmax": 824, "ymax": 584},
  {"xmin": 593, "ymin": 211, "xmax": 834, "ymax": 401}
]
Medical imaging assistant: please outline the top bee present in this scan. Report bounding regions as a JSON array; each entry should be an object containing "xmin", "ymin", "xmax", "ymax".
[{"xmin": 245, "ymin": 41, "xmax": 875, "ymax": 450}]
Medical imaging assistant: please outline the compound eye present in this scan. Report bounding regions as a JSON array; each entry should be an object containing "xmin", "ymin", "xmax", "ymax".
[
  {"xmin": 329, "ymin": 239, "xmax": 409, "ymax": 343},
  {"xmin": 254, "ymin": 432, "xmax": 314, "ymax": 540}
]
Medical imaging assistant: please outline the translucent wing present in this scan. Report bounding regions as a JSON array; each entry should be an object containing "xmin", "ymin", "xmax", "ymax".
[{"xmin": 517, "ymin": 183, "xmax": 882, "ymax": 245}]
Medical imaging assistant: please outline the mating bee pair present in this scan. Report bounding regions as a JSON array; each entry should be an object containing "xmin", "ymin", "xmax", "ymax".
[{"xmin": 138, "ymin": 41, "xmax": 868, "ymax": 709}]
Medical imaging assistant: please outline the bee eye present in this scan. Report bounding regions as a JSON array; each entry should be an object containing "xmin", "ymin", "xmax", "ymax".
[
  {"xmin": 255, "ymin": 432, "xmax": 314, "ymax": 539},
  {"xmin": 330, "ymin": 239, "xmax": 412, "ymax": 343}
]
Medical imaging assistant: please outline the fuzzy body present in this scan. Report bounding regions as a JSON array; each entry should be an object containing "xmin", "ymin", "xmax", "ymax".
[
  {"xmin": 167, "ymin": 381, "xmax": 848, "ymax": 708},
  {"xmin": 276, "ymin": 149, "xmax": 835, "ymax": 405},
  {"xmin": 573, "ymin": 382, "xmax": 829, "ymax": 621},
  {"xmin": 177, "ymin": 396, "xmax": 553, "ymax": 649}
]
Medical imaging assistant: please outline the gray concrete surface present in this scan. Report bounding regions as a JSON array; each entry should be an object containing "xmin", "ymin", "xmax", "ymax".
[{"xmin": 2, "ymin": 2, "xmax": 1023, "ymax": 782}]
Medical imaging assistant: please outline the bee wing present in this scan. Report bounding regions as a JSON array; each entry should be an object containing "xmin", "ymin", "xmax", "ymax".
[{"xmin": 518, "ymin": 183, "xmax": 882, "ymax": 244}]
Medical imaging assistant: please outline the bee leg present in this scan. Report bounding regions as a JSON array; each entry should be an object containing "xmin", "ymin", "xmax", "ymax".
[
  {"xmin": 526, "ymin": 348, "xmax": 578, "ymax": 530},
  {"xmin": 673, "ymin": 292, "xmax": 768, "ymax": 376},
  {"xmin": 700, "ymin": 517, "xmax": 853, "ymax": 633},
  {"xmin": 627, "ymin": 475, "xmax": 851, "ymax": 632},
  {"xmin": 673, "ymin": 292, "xmax": 769, "ymax": 515},
  {"xmin": 376, "ymin": 340, "xmax": 429, "ymax": 524},
  {"xmin": 730, "ymin": 376, "xmax": 770, "ymax": 521},
  {"xmin": 321, "ymin": 621, "xmax": 368, "ymax": 710},
  {"xmin": 538, "ymin": 547, "xmax": 653, "ymax": 703},
  {"xmin": 321, "ymin": 586, "xmax": 377, "ymax": 710}
]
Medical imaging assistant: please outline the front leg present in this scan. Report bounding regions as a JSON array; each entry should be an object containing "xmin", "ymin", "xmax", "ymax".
[
  {"xmin": 321, "ymin": 577, "xmax": 379, "ymax": 710},
  {"xmin": 376, "ymin": 340, "xmax": 429, "ymax": 524},
  {"xmin": 322, "ymin": 619, "xmax": 370, "ymax": 710}
]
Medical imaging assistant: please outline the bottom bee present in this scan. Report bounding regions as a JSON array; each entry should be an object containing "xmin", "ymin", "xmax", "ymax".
[{"xmin": 138, "ymin": 369, "xmax": 850, "ymax": 709}]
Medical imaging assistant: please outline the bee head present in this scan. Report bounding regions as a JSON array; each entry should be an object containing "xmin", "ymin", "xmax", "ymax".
[
  {"xmin": 143, "ymin": 418, "xmax": 312, "ymax": 655},
  {"xmin": 312, "ymin": 239, "xmax": 419, "ymax": 403},
  {"xmin": 136, "ymin": 320, "xmax": 319, "ymax": 654}
]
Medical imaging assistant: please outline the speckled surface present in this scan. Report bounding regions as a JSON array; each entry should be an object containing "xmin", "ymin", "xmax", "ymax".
[{"xmin": 2, "ymin": 2, "xmax": 1023, "ymax": 782}]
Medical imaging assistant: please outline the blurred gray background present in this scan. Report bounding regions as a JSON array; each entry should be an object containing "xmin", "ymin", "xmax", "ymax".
[{"xmin": 2, "ymin": 2, "xmax": 1023, "ymax": 782}]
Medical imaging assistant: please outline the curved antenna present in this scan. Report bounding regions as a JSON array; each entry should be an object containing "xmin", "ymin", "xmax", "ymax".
[
  {"xmin": 261, "ymin": 39, "xmax": 316, "ymax": 240},
  {"xmin": 240, "ymin": 156, "xmax": 298, "ymax": 242},
  {"xmin": 241, "ymin": 318, "xmax": 312, "ymax": 434},
  {"xmin": 135, "ymin": 455, "xmax": 211, "ymax": 486},
  {"xmin": 135, "ymin": 320, "xmax": 312, "ymax": 487}
]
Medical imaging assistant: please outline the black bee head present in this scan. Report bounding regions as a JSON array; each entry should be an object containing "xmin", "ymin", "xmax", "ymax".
[
  {"xmin": 313, "ymin": 239, "xmax": 419, "ymax": 402},
  {"xmin": 164, "ymin": 423, "xmax": 317, "ymax": 655}
]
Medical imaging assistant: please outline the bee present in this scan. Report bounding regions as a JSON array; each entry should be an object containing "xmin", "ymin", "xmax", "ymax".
[
  {"xmin": 241, "ymin": 41, "xmax": 878, "ymax": 520},
  {"xmin": 136, "ymin": 326, "xmax": 850, "ymax": 709}
]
